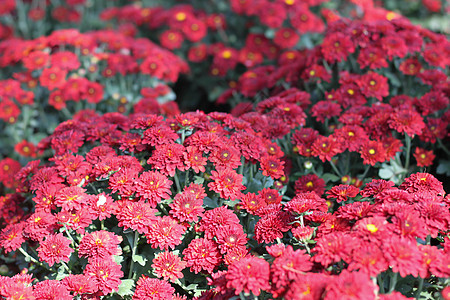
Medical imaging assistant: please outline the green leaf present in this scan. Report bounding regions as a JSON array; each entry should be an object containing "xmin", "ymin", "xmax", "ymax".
[
  {"xmin": 132, "ymin": 254, "xmax": 147, "ymax": 266},
  {"xmin": 436, "ymin": 160, "xmax": 450, "ymax": 176},
  {"xmin": 379, "ymin": 167, "xmax": 394, "ymax": 179},
  {"xmin": 55, "ymin": 265, "xmax": 69, "ymax": 280},
  {"xmin": 117, "ymin": 279, "xmax": 135, "ymax": 297},
  {"xmin": 194, "ymin": 176, "xmax": 205, "ymax": 185},
  {"xmin": 321, "ymin": 173, "xmax": 340, "ymax": 183},
  {"xmin": 203, "ymin": 196, "xmax": 219, "ymax": 208},
  {"xmin": 113, "ymin": 255, "xmax": 124, "ymax": 265},
  {"xmin": 384, "ymin": 71, "xmax": 401, "ymax": 87}
]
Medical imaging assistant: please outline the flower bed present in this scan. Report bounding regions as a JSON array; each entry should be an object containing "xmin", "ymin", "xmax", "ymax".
[{"xmin": 0, "ymin": 0, "xmax": 448, "ymax": 299}]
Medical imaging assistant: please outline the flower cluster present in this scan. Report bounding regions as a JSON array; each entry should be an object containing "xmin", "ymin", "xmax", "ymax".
[{"xmin": 0, "ymin": 0, "xmax": 448, "ymax": 299}]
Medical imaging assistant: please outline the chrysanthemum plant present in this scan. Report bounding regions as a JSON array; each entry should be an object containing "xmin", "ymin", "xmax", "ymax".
[
  {"xmin": 0, "ymin": 27, "xmax": 187, "ymax": 173},
  {"xmin": 223, "ymin": 16, "xmax": 449, "ymax": 191},
  {"xmin": 0, "ymin": 107, "xmax": 449, "ymax": 299}
]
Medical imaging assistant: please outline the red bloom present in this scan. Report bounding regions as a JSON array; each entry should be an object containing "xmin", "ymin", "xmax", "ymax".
[
  {"xmin": 324, "ymin": 270, "xmax": 377, "ymax": 300},
  {"xmin": 23, "ymin": 50, "xmax": 50, "ymax": 70},
  {"xmin": 198, "ymin": 206, "xmax": 241, "ymax": 239},
  {"xmin": 399, "ymin": 58, "xmax": 423, "ymax": 76},
  {"xmin": 84, "ymin": 81, "xmax": 104, "ymax": 104},
  {"xmin": 254, "ymin": 211, "xmax": 292, "ymax": 244},
  {"xmin": 109, "ymin": 167, "xmax": 139, "ymax": 197},
  {"xmin": 383, "ymin": 236, "xmax": 422, "ymax": 277},
  {"xmin": 208, "ymin": 168, "xmax": 245, "ymax": 200},
  {"xmin": 135, "ymin": 171, "xmax": 172, "ymax": 207},
  {"xmin": 209, "ymin": 143, "xmax": 242, "ymax": 170},
  {"xmin": 54, "ymin": 186, "xmax": 87, "ymax": 211},
  {"xmin": 292, "ymin": 128, "xmax": 319, "ymax": 157},
  {"xmin": 0, "ymin": 98, "xmax": 21, "ymax": 124},
  {"xmin": 32, "ymin": 280, "xmax": 72, "ymax": 300},
  {"xmin": 62, "ymin": 274, "xmax": 97, "ymax": 296},
  {"xmin": 133, "ymin": 276, "xmax": 175, "ymax": 300},
  {"xmin": 145, "ymin": 216, "xmax": 185, "ymax": 250},
  {"xmin": 39, "ymin": 67, "xmax": 67, "ymax": 90},
  {"xmin": 326, "ymin": 184, "xmax": 359, "ymax": 203},
  {"xmin": 312, "ymin": 232, "xmax": 356, "ymax": 266},
  {"xmin": 347, "ymin": 242, "xmax": 389, "ymax": 276},
  {"xmin": 0, "ymin": 157, "xmax": 22, "ymax": 188},
  {"xmin": 413, "ymin": 147, "xmax": 435, "ymax": 167},
  {"xmin": 388, "ymin": 109, "xmax": 425, "ymax": 137},
  {"xmin": 215, "ymin": 225, "xmax": 247, "ymax": 254},
  {"xmin": 321, "ymin": 32, "xmax": 355, "ymax": 63},
  {"xmin": 37, "ymin": 233, "xmax": 73, "ymax": 267},
  {"xmin": 239, "ymin": 192, "xmax": 266, "ymax": 214},
  {"xmin": 14, "ymin": 140, "xmax": 37, "ymax": 157},
  {"xmin": 48, "ymin": 90, "xmax": 67, "ymax": 110},
  {"xmin": 334, "ymin": 125, "xmax": 369, "ymax": 152},
  {"xmin": 286, "ymin": 191, "xmax": 328, "ymax": 215},
  {"xmin": 116, "ymin": 200, "xmax": 157, "ymax": 234},
  {"xmin": 147, "ymin": 143, "xmax": 186, "ymax": 177},
  {"xmin": 183, "ymin": 238, "xmax": 222, "ymax": 274},
  {"xmin": 225, "ymin": 256, "xmax": 270, "ymax": 296},
  {"xmin": 357, "ymin": 72, "xmax": 389, "ymax": 101},
  {"xmin": 361, "ymin": 179, "xmax": 395, "ymax": 197},
  {"xmin": 359, "ymin": 140, "xmax": 386, "ymax": 166},
  {"xmin": 84, "ymin": 258, "xmax": 123, "ymax": 295},
  {"xmin": 259, "ymin": 155, "xmax": 285, "ymax": 179},
  {"xmin": 311, "ymin": 100, "xmax": 342, "ymax": 122},
  {"xmin": 399, "ymin": 172, "xmax": 444, "ymax": 195},
  {"xmin": 78, "ymin": 230, "xmax": 122, "ymax": 260},
  {"xmin": 169, "ymin": 185, "xmax": 205, "ymax": 223},
  {"xmin": 51, "ymin": 51, "xmax": 80, "ymax": 71},
  {"xmin": 152, "ymin": 251, "xmax": 186, "ymax": 282},
  {"xmin": 24, "ymin": 211, "xmax": 57, "ymax": 242},
  {"xmin": 0, "ymin": 223, "xmax": 25, "ymax": 253},
  {"xmin": 294, "ymin": 174, "xmax": 326, "ymax": 196},
  {"xmin": 270, "ymin": 246, "xmax": 313, "ymax": 297},
  {"xmin": 273, "ymin": 27, "xmax": 299, "ymax": 49},
  {"xmin": 311, "ymin": 135, "xmax": 343, "ymax": 162},
  {"xmin": 183, "ymin": 146, "xmax": 207, "ymax": 173}
]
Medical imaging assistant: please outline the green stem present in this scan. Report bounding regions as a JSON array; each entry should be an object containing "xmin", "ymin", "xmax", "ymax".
[
  {"xmin": 128, "ymin": 231, "xmax": 139, "ymax": 280},
  {"xmin": 18, "ymin": 247, "xmax": 56, "ymax": 272},
  {"xmin": 173, "ymin": 170, "xmax": 181, "ymax": 194},
  {"xmin": 329, "ymin": 159, "xmax": 342, "ymax": 178},
  {"xmin": 388, "ymin": 272, "xmax": 398, "ymax": 293},
  {"xmin": 404, "ymin": 134, "xmax": 412, "ymax": 174},
  {"xmin": 184, "ymin": 169, "xmax": 190, "ymax": 188},
  {"xmin": 61, "ymin": 261, "xmax": 71, "ymax": 273},
  {"xmin": 360, "ymin": 164, "xmax": 371, "ymax": 180},
  {"xmin": 377, "ymin": 274, "xmax": 385, "ymax": 294},
  {"xmin": 238, "ymin": 157, "xmax": 245, "ymax": 175},
  {"xmin": 63, "ymin": 225, "xmax": 77, "ymax": 248},
  {"xmin": 415, "ymin": 277, "xmax": 424, "ymax": 299}
]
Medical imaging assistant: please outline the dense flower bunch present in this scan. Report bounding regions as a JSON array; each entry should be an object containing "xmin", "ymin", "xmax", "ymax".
[
  {"xmin": 0, "ymin": 108, "xmax": 448, "ymax": 299},
  {"xmin": 0, "ymin": 27, "xmax": 187, "ymax": 160},
  {"xmin": 223, "ymin": 16, "xmax": 449, "ymax": 186}
]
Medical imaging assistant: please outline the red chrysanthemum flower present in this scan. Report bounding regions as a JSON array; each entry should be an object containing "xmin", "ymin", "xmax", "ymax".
[
  {"xmin": 169, "ymin": 187, "xmax": 205, "ymax": 223},
  {"xmin": 39, "ymin": 67, "xmax": 67, "ymax": 90},
  {"xmin": 87, "ymin": 192, "xmax": 114, "ymax": 221},
  {"xmin": 285, "ymin": 191, "xmax": 329, "ymax": 215},
  {"xmin": 145, "ymin": 216, "xmax": 185, "ymax": 250},
  {"xmin": 347, "ymin": 242, "xmax": 389, "ymax": 277},
  {"xmin": 357, "ymin": 72, "xmax": 389, "ymax": 101},
  {"xmin": 183, "ymin": 146, "xmax": 207, "ymax": 173},
  {"xmin": 209, "ymin": 143, "xmax": 242, "ymax": 170},
  {"xmin": 334, "ymin": 125, "xmax": 369, "ymax": 152},
  {"xmin": 78, "ymin": 230, "xmax": 122, "ymax": 260},
  {"xmin": 311, "ymin": 135, "xmax": 343, "ymax": 162},
  {"xmin": 388, "ymin": 109, "xmax": 425, "ymax": 137},
  {"xmin": 116, "ymin": 200, "xmax": 157, "ymax": 234},
  {"xmin": 326, "ymin": 184, "xmax": 359, "ymax": 203},
  {"xmin": 312, "ymin": 232, "xmax": 356, "ymax": 266},
  {"xmin": 399, "ymin": 172, "xmax": 444, "ymax": 195},
  {"xmin": 183, "ymin": 238, "xmax": 222, "ymax": 274},
  {"xmin": 147, "ymin": 143, "xmax": 187, "ymax": 177},
  {"xmin": 133, "ymin": 276, "xmax": 175, "ymax": 300},
  {"xmin": 324, "ymin": 270, "xmax": 377, "ymax": 300},
  {"xmin": 413, "ymin": 147, "xmax": 435, "ymax": 167},
  {"xmin": 383, "ymin": 235, "xmax": 422, "ymax": 277},
  {"xmin": 54, "ymin": 186, "xmax": 87, "ymax": 211},
  {"xmin": 311, "ymin": 100, "xmax": 342, "ymax": 122},
  {"xmin": 152, "ymin": 251, "xmax": 187, "ymax": 282},
  {"xmin": 14, "ymin": 140, "xmax": 37, "ymax": 157},
  {"xmin": 359, "ymin": 140, "xmax": 386, "ymax": 166},
  {"xmin": 24, "ymin": 211, "xmax": 57, "ymax": 242},
  {"xmin": 62, "ymin": 274, "xmax": 97, "ymax": 296},
  {"xmin": 32, "ymin": 280, "xmax": 72, "ymax": 300},
  {"xmin": 270, "ymin": 245, "xmax": 313, "ymax": 297},
  {"xmin": 135, "ymin": 171, "xmax": 172, "ymax": 207},
  {"xmin": 215, "ymin": 224, "xmax": 247, "ymax": 254},
  {"xmin": 198, "ymin": 206, "xmax": 241, "ymax": 239},
  {"xmin": 109, "ymin": 167, "xmax": 139, "ymax": 197},
  {"xmin": 142, "ymin": 124, "xmax": 179, "ymax": 146},
  {"xmin": 321, "ymin": 32, "xmax": 355, "ymax": 63},
  {"xmin": 84, "ymin": 258, "xmax": 123, "ymax": 295},
  {"xmin": 239, "ymin": 192, "xmax": 266, "ymax": 214},
  {"xmin": 361, "ymin": 179, "xmax": 395, "ymax": 197},
  {"xmin": 291, "ymin": 128, "xmax": 319, "ymax": 157},
  {"xmin": 0, "ymin": 157, "xmax": 22, "ymax": 189},
  {"xmin": 226, "ymin": 256, "xmax": 270, "ymax": 296},
  {"xmin": 259, "ymin": 155, "xmax": 285, "ymax": 179},
  {"xmin": 294, "ymin": 174, "xmax": 326, "ymax": 196},
  {"xmin": 0, "ymin": 222, "xmax": 25, "ymax": 253},
  {"xmin": 208, "ymin": 168, "xmax": 245, "ymax": 200},
  {"xmin": 254, "ymin": 211, "xmax": 292, "ymax": 244},
  {"xmin": 37, "ymin": 233, "xmax": 73, "ymax": 267}
]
